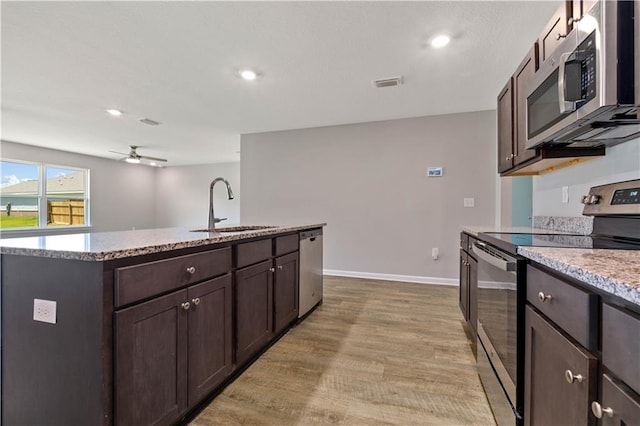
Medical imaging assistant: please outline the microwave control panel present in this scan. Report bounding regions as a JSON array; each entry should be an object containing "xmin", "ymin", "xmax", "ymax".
[{"xmin": 566, "ymin": 31, "xmax": 597, "ymax": 107}]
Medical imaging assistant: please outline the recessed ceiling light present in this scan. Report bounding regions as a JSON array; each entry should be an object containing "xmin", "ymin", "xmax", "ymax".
[
  {"xmin": 125, "ymin": 157, "xmax": 140, "ymax": 164},
  {"xmin": 240, "ymin": 70, "xmax": 257, "ymax": 81},
  {"xmin": 431, "ymin": 34, "xmax": 450, "ymax": 48},
  {"xmin": 106, "ymin": 109, "xmax": 123, "ymax": 116}
]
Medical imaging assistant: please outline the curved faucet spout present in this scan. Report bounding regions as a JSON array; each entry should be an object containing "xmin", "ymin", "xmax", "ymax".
[{"xmin": 208, "ymin": 178, "xmax": 234, "ymax": 230}]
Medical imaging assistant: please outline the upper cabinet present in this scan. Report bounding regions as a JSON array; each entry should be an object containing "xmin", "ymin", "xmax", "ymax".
[
  {"xmin": 537, "ymin": 3, "xmax": 572, "ymax": 67},
  {"xmin": 513, "ymin": 47, "xmax": 538, "ymax": 166},
  {"xmin": 497, "ymin": 79, "xmax": 514, "ymax": 174}
]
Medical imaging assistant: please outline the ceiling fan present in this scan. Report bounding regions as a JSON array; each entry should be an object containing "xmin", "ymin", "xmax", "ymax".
[{"xmin": 110, "ymin": 145, "xmax": 168, "ymax": 165}]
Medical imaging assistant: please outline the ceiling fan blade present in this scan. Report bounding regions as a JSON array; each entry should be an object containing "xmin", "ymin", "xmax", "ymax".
[
  {"xmin": 109, "ymin": 150, "xmax": 129, "ymax": 156},
  {"xmin": 140, "ymin": 155, "xmax": 168, "ymax": 162}
]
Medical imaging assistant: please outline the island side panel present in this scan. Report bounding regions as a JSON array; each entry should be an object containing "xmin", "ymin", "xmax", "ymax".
[{"xmin": 1, "ymin": 254, "xmax": 107, "ymax": 425}]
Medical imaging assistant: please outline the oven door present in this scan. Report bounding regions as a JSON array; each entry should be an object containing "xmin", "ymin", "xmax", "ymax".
[{"xmin": 472, "ymin": 241, "xmax": 523, "ymax": 424}]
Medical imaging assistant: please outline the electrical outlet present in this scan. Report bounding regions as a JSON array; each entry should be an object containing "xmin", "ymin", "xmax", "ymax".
[
  {"xmin": 562, "ymin": 186, "xmax": 569, "ymax": 203},
  {"xmin": 33, "ymin": 299, "xmax": 57, "ymax": 324}
]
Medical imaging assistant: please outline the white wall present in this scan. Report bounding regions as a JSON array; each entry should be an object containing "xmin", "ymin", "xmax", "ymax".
[
  {"xmin": 155, "ymin": 163, "xmax": 240, "ymax": 228},
  {"xmin": 1, "ymin": 140, "xmax": 157, "ymax": 234},
  {"xmin": 241, "ymin": 111, "xmax": 497, "ymax": 283},
  {"xmin": 533, "ymin": 138, "xmax": 640, "ymax": 216}
]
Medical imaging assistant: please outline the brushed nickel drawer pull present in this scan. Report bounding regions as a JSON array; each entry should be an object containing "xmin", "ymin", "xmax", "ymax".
[
  {"xmin": 269, "ymin": 267, "xmax": 275, "ymax": 273},
  {"xmin": 186, "ymin": 266, "xmax": 196, "ymax": 275},
  {"xmin": 277, "ymin": 265, "xmax": 283, "ymax": 270},
  {"xmin": 191, "ymin": 297, "xmax": 200, "ymax": 306},
  {"xmin": 591, "ymin": 401, "xmax": 613, "ymax": 418},
  {"xmin": 565, "ymin": 369, "xmax": 583, "ymax": 384},
  {"xmin": 538, "ymin": 292, "xmax": 552, "ymax": 303},
  {"xmin": 181, "ymin": 302, "xmax": 191, "ymax": 310}
]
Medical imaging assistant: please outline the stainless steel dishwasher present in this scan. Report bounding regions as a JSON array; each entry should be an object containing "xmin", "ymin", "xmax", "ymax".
[{"xmin": 299, "ymin": 228, "xmax": 323, "ymax": 318}]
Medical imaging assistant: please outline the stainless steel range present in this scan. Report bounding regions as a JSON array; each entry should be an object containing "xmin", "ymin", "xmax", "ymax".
[{"xmin": 473, "ymin": 179, "xmax": 640, "ymax": 426}]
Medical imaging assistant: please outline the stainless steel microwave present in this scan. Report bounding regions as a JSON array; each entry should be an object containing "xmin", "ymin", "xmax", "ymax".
[{"xmin": 525, "ymin": 0, "xmax": 638, "ymax": 150}]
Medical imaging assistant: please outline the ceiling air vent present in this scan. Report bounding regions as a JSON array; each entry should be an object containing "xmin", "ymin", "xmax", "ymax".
[
  {"xmin": 373, "ymin": 76, "xmax": 403, "ymax": 88},
  {"xmin": 139, "ymin": 118, "xmax": 161, "ymax": 126}
]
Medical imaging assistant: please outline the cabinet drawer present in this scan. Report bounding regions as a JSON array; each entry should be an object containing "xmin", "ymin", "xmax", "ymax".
[
  {"xmin": 115, "ymin": 247, "xmax": 232, "ymax": 307},
  {"xmin": 460, "ymin": 233, "xmax": 469, "ymax": 250},
  {"xmin": 527, "ymin": 266, "xmax": 598, "ymax": 349},
  {"xmin": 235, "ymin": 238, "xmax": 272, "ymax": 268},
  {"xmin": 274, "ymin": 234, "xmax": 298, "ymax": 256},
  {"xmin": 603, "ymin": 304, "xmax": 640, "ymax": 395}
]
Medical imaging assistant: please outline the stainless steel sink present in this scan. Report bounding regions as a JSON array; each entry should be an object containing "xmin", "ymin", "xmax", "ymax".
[{"xmin": 190, "ymin": 225, "xmax": 278, "ymax": 233}]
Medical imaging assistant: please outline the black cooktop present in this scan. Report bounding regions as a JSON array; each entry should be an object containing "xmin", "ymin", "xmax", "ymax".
[{"xmin": 479, "ymin": 232, "xmax": 640, "ymax": 254}]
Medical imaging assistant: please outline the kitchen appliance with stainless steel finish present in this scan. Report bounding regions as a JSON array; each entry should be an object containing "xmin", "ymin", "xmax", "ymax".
[
  {"xmin": 474, "ymin": 178, "xmax": 640, "ymax": 425},
  {"xmin": 525, "ymin": 0, "xmax": 637, "ymax": 150},
  {"xmin": 298, "ymin": 228, "xmax": 323, "ymax": 318}
]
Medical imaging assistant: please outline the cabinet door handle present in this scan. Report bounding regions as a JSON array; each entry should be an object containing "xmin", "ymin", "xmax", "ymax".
[
  {"xmin": 277, "ymin": 265, "xmax": 283, "ymax": 270},
  {"xmin": 591, "ymin": 401, "xmax": 614, "ymax": 418},
  {"xmin": 191, "ymin": 297, "xmax": 200, "ymax": 306},
  {"xmin": 565, "ymin": 369, "xmax": 583, "ymax": 384},
  {"xmin": 269, "ymin": 267, "xmax": 275, "ymax": 273},
  {"xmin": 538, "ymin": 292, "xmax": 552, "ymax": 303},
  {"xmin": 181, "ymin": 302, "xmax": 191, "ymax": 310},
  {"xmin": 186, "ymin": 266, "xmax": 196, "ymax": 275}
]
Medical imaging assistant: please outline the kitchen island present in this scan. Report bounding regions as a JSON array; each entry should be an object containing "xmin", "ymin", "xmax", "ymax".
[{"xmin": 0, "ymin": 224, "xmax": 325, "ymax": 425}]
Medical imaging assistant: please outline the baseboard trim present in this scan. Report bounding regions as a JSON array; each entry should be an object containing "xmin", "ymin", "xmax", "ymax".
[{"xmin": 323, "ymin": 269, "xmax": 458, "ymax": 286}]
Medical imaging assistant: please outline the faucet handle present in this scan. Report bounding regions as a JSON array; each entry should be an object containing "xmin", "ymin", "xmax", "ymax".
[{"xmin": 213, "ymin": 217, "xmax": 227, "ymax": 223}]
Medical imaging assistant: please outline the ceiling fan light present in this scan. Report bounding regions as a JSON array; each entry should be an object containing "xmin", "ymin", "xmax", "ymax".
[
  {"xmin": 106, "ymin": 109, "xmax": 123, "ymax": 116},
  {"xmin": 125, "ymin": 157, "xmax": 141, "ymax": 164},
  {"xmin": 240, "ymin": 69, "xmax": 257, "ymax": 80}
]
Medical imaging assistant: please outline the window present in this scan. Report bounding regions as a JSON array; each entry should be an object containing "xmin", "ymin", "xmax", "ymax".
[{"xmin": 0, "ymin": 160, "xmax": 89, "ymax": 230}]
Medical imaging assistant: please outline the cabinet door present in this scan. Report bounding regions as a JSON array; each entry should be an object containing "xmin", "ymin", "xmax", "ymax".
[
  {"xmin": 235, "ymin": 260, "xmax": 274, "ymax": 366},
  {"xmin": 274, "ymin": 251, "xmax": 299, "ymax": 335},
  {"xmin": 513, "ymin": 46, "xmax": 537, "ymax": 165},
  {"xmin": 596, "ymin": 374, "xmax": 640, "ymax": 426},
  {"xmin": 497, "ymin": 78, "xmax": 514, "ymax": 173},
  {"xmin": 468, "ymin": 255, "xmax": 478, "ymax": 335},
  {"xmin": 187, "ymin": 274, "xmax": 233, "ymax": 406},
  {"xmin": 459, "ymin": 250, "xmax": 469, "ymax": 321},
  {"xmin": 538, "ymin": 3, "xmax": 571, "ymax": 66},
  {"xmin": 115, "ymin": 290, "xmax": 189, "ymax": 426},
  {"xmin": 524, "ymin": 306, "xmax": 597, "ymax": 426}
]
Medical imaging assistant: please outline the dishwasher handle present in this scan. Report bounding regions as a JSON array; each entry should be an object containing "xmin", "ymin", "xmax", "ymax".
[{"xmin": 472, "ymin": 242, "xmax": 517, "ymax": 273}]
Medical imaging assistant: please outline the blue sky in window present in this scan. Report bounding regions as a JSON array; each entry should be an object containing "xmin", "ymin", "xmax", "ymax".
[{"xmin": 0, "ymin": 161, "xmax": 38, "ymax": 188}]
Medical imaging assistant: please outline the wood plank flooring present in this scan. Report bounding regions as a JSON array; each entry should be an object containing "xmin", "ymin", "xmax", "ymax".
[{"xmin": 191, "ymin": 276, "xmax": 495, "ymax": 425}]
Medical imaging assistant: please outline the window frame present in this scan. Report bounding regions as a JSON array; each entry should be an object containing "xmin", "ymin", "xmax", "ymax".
[{"xmin": 1, "ymin": 158, "xmax": 91, "ymax": 234}]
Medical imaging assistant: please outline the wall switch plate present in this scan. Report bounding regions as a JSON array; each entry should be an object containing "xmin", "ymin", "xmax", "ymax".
[
  {"xmin": 431, "ymin": 247, "xmax": 439, "ymax": 260},
  {"xmin": 463, "ymin": 198, "xmax": 475, "ymax": 207},
  {"xmin": 34, "ymin": 299, "xmax": 57, "ymax": 324},
  {"xmin": 562, "ymin": 186, "xmax": 569, "ymax": 203}
]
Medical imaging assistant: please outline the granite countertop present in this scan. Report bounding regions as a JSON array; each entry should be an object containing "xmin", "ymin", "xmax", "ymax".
[
  {"xmin": 0, "ymin": 224, "xmax": 326, "ymax": 261},
  {"xmin": 461, "ymin": 225, "xmax": 583, "ymax": 237},
  {"xmin": 518, "ymin": 247, "xmax": 640, "ymax": 307}
]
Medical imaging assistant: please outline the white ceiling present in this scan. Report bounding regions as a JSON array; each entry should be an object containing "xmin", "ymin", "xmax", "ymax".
[{"xmin": 1, "ymin": 1, "xmax": 561, "ymax": 166}]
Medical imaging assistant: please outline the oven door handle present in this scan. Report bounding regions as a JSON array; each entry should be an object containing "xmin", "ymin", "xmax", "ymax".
[{"xmin": 472, "ymin": 242, "xmax": 517, "ymax": 273}]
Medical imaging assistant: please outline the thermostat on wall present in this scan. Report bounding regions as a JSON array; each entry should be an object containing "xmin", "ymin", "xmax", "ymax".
[{"xmin": 427, "ymin": 167, "xmax": 443, "ymax": 177}]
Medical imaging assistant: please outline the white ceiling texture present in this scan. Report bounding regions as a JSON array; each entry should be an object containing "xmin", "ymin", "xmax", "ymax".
[{"xmin": 1, "ymin": 1, "xmax": 560, "ymax": 166}]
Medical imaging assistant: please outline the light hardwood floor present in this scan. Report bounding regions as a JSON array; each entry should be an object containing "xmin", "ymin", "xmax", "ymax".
[{"xmin": 191, "ymin": 276, "xmax": 496, "ymax": 425}]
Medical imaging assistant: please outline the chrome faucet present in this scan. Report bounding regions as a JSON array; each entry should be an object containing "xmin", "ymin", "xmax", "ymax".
[{"xmin": 208, "ymin": 177, "xmax": 234, "ymax": 230}]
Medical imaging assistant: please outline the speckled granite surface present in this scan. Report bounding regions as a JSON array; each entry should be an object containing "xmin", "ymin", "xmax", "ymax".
[
  {"xmin": 460, "ymin": 225, "xmax": 579, "ymax": 237},
  {"xmin": 518, "ymin": 247, "xmax": 640, "ymax": 306},
  {"xmin": 533, "ymin": 216, "xmax": 593, "ymax": 234},
  {"xmin": 0, "ymin": 224, "xmax": 326, "ymax": 261}
]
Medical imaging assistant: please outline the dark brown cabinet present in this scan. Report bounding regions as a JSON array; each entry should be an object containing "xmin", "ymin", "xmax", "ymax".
[
  {"xmin": 592, "ymin": 374, "xmax": 640, "ymax": 425},
  {"xmin": 273, "ymin": 251, "xmax": 299, "ymax": 335},
  {"xmin": 187, "ymin": 275, "xmax": 233, "ymax": 406},
  {"xmin": 497, "ymin": 79, "xmax": 514, "ymax": 174},
  {"xmin": 459, "ymin": 233, "xmax": 478, "ymax": 356},
  {"xmin": 524, "ymin": 306, "xmax": 598, "ymax": 426},
  {"xmin": 115, "ymin": 274, "xmax": 233, "ymax": 426},
  {"xmin": 459, "ymin": 250, "xmax": 469, "ymax": 320},
  {"xmin": 513, "ymin": 46, "xmax": 537, "ymax": 166},
  {"xmin": 235, "ymin": 260, "xmax": 274, "ymax": 366},
  {"xmin": 115, "ymin": 290, "xmax": 189, "ymax": 426},
  {"xmin": 537, "ymin": 3, "xmax": 571, "ymax": 67}
]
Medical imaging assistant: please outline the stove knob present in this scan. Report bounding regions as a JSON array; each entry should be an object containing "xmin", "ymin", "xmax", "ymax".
[
  {"xmin": 588, "ymin": 194, "xmax": 600, "ymax": 205},
  {"xmin": 581, "ymin": 195, "xmax": 590, "ymax": 205}
]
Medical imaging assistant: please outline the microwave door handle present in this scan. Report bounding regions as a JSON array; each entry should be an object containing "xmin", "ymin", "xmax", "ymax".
[
  {"xmin": 472, "ymin": 243, "xmax": 517, "ymax": 274},
  {"xmin": 558, "ymin": 52, "xmax": 578, "ymax": 114}
]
